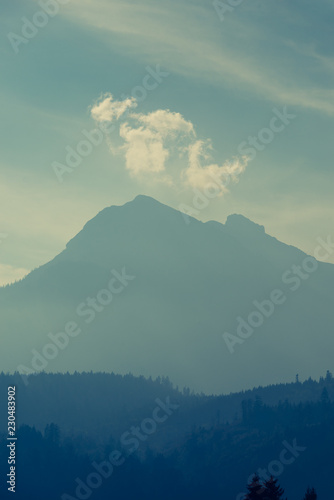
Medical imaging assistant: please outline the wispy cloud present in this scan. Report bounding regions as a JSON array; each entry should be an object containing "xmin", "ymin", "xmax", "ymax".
[{"xmin": 58, "ymin": 0, "xmax": 334, "ymax": 115}]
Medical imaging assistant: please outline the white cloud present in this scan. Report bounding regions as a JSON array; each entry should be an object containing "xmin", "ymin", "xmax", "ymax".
[
  {"xmin": 90, "ymin": 93, "xmax": 137, "ymax": 123},
  {"xmin": 0, "ymin": 264, "xmax": 29, "ymax": 287},
  {"xmin": 119, "ymin": 123, "xmax": 169, "ymax": 175},
  {"xmin": 184, "ymin": 140, "xmax": 248, "ymax": 193},
  {"xmin": 91, "ymin": 99, "xmax": 197, "ymax": 178},
  {"xmin": 118, "ymin": 109, "xmax": 195, "ymax": 176},
  {"xmin": 134, "ymin": 109, "xmax": 195, "ymax": 138},
  {"xmin": 90, "ymin": 95, "xmax": 248, "ymax": 190}
]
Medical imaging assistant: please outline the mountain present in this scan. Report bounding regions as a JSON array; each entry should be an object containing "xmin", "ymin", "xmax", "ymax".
[{"xmin": 1, "ymin": 195, "xmax": 333, "ymax": 394}]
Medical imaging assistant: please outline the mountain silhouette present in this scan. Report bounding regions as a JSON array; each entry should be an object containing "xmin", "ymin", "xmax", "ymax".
[{"xmin": 1, "ymin": 195, "xmax": 333, "ymax": 393}]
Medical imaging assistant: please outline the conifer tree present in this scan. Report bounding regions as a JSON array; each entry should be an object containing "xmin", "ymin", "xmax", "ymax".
[
  {"xmin": 262, "ymin": 476, "xmax": 285, "ymax": 500},
  {"xmin": 303, "ymin": 486, "xmax": 317, "ymax": 500},
  {"xmin": 245, "ymin": 473, "xmax": 264, "ymax": 499}
]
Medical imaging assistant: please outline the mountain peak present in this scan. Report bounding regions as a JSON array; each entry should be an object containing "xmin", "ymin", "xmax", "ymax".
[
  {"xmin": 3, "ymin": 195, "xmax": 333, "ymax": 395},
  {"xmin": 225, "ymin": 214, "xmax": 265, "ymax": 234},
  {"xmin": 133, "ymin": 194, "xmax": 158, "ymax": 204},
  {"xmin": 125, "ymin": 194, "xmax": 178, "ymax": 214}
]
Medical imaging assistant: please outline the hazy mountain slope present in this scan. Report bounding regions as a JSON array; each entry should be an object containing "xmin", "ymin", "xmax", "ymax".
[{"xmin": 1, "ymin": 195, "xmax": 333, "ymax": 393}]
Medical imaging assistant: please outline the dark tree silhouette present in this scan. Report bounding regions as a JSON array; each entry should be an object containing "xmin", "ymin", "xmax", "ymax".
[
  {"xmin": 262, "ymin": 476, "xmax": 285, "ymax": 499},
  {"xmin": 45, "ymin": 423, "xmax": 60, "ymax": 446},
  {"xmin": 245, "ymin": 474, "xmax": 264, "ymax": 499},
  {"xmin": 303, "ymin": 486, "xmax": 317, "ymax": 500}
]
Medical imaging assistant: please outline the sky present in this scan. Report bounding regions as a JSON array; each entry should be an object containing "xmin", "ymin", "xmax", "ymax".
[{"xmin": 0, "ymin": 0, "xmax": 334, "ymax": 285}]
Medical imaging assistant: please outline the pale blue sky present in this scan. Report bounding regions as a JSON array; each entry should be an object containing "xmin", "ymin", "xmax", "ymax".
[{"xmin": 0, "ymin": 0, "xmax": 333, "ymax": 284}]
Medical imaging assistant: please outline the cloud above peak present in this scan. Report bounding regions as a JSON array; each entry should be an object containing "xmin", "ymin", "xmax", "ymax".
[
  {"xmin": 90, "ymin": 93, "xmax": 137, "ymax": 123},
  {"xmin": 134, "ymin": 109, "xmax": 195, "ymax": 138},
  {"xmin": 184, "ymin": 140, "xmax": 248, "ymax": 193},
  {"xmin": 119, "ymin": 122, "xmax": 169, "ymax": 176},
  {"xmin": 90, "ymin": 94, "xmax": 248, "ymax": 192}
]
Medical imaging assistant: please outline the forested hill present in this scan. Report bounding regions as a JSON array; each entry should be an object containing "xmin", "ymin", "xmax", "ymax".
[
  {"xmin": 0, "ymin": 371, "xmax": 333, "ymax": 499},
  {"xmin": 0, "ymin": 370, "xmax": 333, "ymax": 445}
]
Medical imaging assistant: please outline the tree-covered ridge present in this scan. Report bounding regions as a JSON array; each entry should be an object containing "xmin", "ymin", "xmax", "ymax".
[
  {"xmin": 1, "ymin": 370, "xmax": 333, "ymax": 441},
  {"xmin": 0, "ymin": 371, "xmax": 332, "ymax": 498}
]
